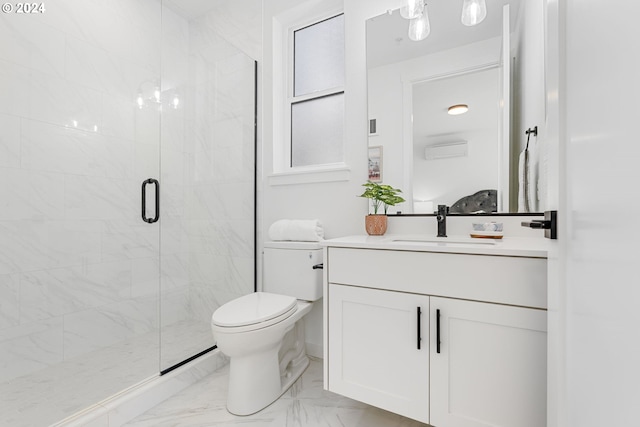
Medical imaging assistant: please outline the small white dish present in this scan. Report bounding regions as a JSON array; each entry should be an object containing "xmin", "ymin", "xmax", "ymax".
[
  {"xmin": 470, "ymin": 230, "xmax": 504, "ymax": 239},
  {"xmin": 472, "ymin": 222, "xmax": 503, "ymax": 232}
]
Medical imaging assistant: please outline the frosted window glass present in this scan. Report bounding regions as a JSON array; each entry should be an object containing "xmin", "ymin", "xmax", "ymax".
[
  {"xmin": 291, "ymin": 93, "xmax": 344, "ymax": 167},
  {"xmin": 294, "ymin": 15, "xmax": 345, "ymax": 96}
]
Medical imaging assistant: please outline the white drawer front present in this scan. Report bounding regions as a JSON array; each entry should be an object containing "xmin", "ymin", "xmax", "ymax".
[{"xmin": 327, "ymin": 247, "xmax": 547, "ymax": 309}]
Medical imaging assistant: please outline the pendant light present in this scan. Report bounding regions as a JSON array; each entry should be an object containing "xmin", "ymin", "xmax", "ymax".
[
  {"xmin": 400, "ymin": 0, "xmax": 424, "ymax": 19},
  {"xmin": 408, "ymin": 7, "xmax": 430, "ymax": 41},
  {"xmin": 461, "ymin": 0, "xmax": 487, "ymax": 26},
  {"xmin": 447, "ymin": 104, "xmax": 469, "ymax": 115}
]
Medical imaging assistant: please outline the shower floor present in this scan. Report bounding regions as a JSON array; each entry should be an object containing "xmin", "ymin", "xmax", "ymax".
[{"xmin": 0, "ymin": 320, "xmax": 213, "ymax": 427}]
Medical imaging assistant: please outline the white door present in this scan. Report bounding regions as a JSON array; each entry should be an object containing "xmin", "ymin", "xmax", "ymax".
[
  {"xmin": 430, "ymin": 297, "xmax": 547, "ymax": 427},
  {"xmin": 328, "ymin": 284, "xmax": 429, "ymax": 424}
]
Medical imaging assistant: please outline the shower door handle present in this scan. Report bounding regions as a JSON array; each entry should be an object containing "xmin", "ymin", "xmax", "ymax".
[{"xmin": 141, "ymin": 178, "xmax": 159, "ymax": 224}]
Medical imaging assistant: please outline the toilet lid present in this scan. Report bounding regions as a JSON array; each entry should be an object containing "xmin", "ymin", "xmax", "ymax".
[{"xmin": 212, "ymin": 292, "xmax": 297, "ymax": 328}]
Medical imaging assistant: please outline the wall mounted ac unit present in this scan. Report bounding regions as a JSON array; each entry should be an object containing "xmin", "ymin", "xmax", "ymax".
[{"xmin": 424, "ymin": 141, "xmax": 468, "ymax": 160}]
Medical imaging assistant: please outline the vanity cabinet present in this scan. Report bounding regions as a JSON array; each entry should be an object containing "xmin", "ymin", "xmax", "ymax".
[
  {"xmin": 324, "ymin": 245, "xmax": 548, "ymax": 427},
  {"xmin": 327, "ymin": 284, "xmax": 430, "ymax": 422},
  {"xmin": 430, "ymin": 297, "xmax": 547, "ymax": 427}
]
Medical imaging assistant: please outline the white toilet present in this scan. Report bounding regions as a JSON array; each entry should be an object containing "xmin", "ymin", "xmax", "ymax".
[{"xmin": 211, "ymin": 241, "xmax": 322, "ymax": 416}]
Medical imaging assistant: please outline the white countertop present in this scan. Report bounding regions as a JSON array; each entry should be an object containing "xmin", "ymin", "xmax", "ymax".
[{"xmin": 321, "ymin": 234, "xmax": 550, "ymax": 258}]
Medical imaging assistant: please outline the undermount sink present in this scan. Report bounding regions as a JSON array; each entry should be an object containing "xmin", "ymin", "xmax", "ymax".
[{"xmin": 385, "ymin": 236, "xmax": 498, "ymax": 246}]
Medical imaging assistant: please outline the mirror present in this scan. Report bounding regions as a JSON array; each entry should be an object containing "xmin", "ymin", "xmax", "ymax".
[{"xmin": 366, "ymin": 0, "xmax": 546, "ymax": 214}]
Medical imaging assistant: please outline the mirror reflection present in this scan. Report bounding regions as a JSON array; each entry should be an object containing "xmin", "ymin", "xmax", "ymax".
[{"xmin": 366, "ymin": 0, "xmax": 546, "ymax": 214}]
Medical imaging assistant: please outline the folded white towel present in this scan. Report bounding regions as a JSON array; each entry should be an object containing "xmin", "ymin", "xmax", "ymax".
[{"xmin": 268, "ymin": 219, "xmax": 324, "ymax": 242}]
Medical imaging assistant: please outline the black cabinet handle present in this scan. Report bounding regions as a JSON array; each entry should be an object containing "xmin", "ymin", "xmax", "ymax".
[
  {"xmin": 417, "ymin": 307, "xmax": 422, "ymax": 350},
  {"xmin": 141, "ymin": 178, "xmax": 159, "ymax": 224},
  {"xmin": 312, "ymin": 263, "xmax": 323, "ymax": 269},
  {"xmin": 436, "ymin": 309, "xmax": 441, "ymax": 354}
]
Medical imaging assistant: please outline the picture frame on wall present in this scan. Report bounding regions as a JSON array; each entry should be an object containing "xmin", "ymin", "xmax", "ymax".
[{"xmin": 368, "ymin": 146, "xmax": 383, "ymax": 182}]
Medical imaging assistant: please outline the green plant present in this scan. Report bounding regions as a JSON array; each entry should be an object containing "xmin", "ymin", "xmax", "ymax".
[{"xmin": 358, "ymin": 181, "xmax": 406, "ymax": 214}]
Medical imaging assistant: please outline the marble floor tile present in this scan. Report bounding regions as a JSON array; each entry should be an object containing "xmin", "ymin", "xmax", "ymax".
[
  {"xmin": 0, "ymin": 320, "xmax": 212, "ymax": 427},
  {"xmin": 123, "ymin": 358, "xmax": 429, "ymax": 427}
]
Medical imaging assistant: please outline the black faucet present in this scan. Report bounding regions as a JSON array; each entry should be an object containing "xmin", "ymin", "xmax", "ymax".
[{"xmin": 436, "ymin": 205, "xmax": 448, "ymax": 237}]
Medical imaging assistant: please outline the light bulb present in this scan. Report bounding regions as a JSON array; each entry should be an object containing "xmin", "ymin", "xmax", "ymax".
[
  {"xmin": 136, "ymin": 94, "xmax": 144, "ymax": 109},
  {"xmin": 461, "ymin": 0, "xmax": 487, "ymax": 26},
  {"xmin": 153, "ymin": 87, "xmax": 161, "ymax": 103},
  {"xmin": 448, "ymin": 104, "xmax": 469, "ymax": 115},
  {"xmin": 408, "ymin": 9, "xmax": 430, "ymax": 41},
  {"xmin": 400, "ymin": 0, "xmax": 424, "ymax": 20},
  {"xmin": 172, "ymin": 94, "xmax": 179, "ymax": 109}
]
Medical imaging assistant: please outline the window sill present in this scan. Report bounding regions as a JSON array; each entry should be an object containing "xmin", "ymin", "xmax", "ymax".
[{"xmin": 268, "ymin": 165, "xmax": 351, "ymax": 186}]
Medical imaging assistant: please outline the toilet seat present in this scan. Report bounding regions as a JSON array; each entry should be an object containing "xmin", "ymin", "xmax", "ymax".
[{"xmin": 212, "ymin": 292, "xmax": 297, "ymax": 333}]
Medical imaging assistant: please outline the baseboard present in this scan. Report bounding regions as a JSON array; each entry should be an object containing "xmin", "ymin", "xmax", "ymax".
[
  {"xmin": 306, "ymin": 341, "xmax": 323, "ymax": 359},
  {"xmin": 51, "ymin": 350, "xmax": 228, "ymax": 427}
]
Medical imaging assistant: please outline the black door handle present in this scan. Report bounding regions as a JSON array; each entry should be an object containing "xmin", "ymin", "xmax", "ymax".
[
  {"xmin": 141, "ymin": 178, "xmax": 159, "ymax": 224},
  {"xmin": 436, "ymin": 309, "xmax": 441, "ymax": 354}
]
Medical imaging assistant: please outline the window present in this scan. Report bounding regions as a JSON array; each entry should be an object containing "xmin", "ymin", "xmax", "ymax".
[{"xmin": 289, "ymin": 14, "xmax": 345, "ymax": 168}]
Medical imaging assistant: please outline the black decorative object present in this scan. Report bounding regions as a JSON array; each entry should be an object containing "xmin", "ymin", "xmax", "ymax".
[{"xmin": 449, "ymin": 189, "xmax": 497, "ymax": 214}]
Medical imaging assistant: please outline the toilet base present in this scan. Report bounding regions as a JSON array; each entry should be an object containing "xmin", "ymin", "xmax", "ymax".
[{"xmin": 226, "ymin": 320, "xmax": 310, "ymax": 416}]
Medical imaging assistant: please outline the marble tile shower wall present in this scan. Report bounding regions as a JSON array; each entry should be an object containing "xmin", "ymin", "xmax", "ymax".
[
  {"xmin": 0, "ymin": 0, "xmax": 258, "ymax": 384},
  {"xmin": 0, "ymin": 0, "xmax": 164, "ymax": 382},
  {"xmin": 182, "ymin": 15, "xmax": 256, "ymax": 325}
]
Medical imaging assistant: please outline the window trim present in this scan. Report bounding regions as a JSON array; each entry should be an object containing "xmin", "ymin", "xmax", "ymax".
[{"xmin": 272, "ymin": 10, "xmax": 347, "ymax": 183}]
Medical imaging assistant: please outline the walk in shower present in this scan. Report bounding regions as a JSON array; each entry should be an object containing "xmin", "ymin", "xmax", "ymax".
[{"xmin": 0, "ymin": 2, "xmax": 257, "ymax": 425}]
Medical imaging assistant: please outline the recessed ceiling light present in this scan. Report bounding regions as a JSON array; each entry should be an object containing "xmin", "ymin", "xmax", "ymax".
[{"xmin": 448, "ymin": 104, "xmax": 469, "ymax": 115}]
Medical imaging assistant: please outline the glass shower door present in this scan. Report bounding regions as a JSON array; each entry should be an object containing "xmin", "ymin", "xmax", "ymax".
[
  {"xmin": 158, "ymin": 12, "xmax": 257, "ymax": 371},
  {"xmin": 0, "ymin": 2, "xmax": 163, "ymax": 425}
]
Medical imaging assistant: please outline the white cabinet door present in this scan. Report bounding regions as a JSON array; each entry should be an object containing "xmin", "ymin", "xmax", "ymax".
[
  {"xmin": 328, "ymin": 284, "xmax": 430, "ymax": 424},
  {"xmin": 430, "ymin": 297, "xmax": 547, "ymax": 427}
]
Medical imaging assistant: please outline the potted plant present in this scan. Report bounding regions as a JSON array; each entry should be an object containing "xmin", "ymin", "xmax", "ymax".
[{"xmin": 358, "ymin": 181, "xmax": 405, "ymax": 235}]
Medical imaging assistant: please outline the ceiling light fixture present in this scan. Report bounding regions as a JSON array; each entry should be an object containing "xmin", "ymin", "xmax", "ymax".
[
  {"xmin": 461, "ymin": 0, "xmax": 487, "ymax": 26},
  {"xmin": 399, "ymin": 0, "xmax": 489, "ymax": 42},
  {"xmin": 408, "ymin": 8, "xmax": 430, "ymax": 41},
  {"xmin": 400, "ymin": 0, "xmax": 424, "ymax": 19},
  {"xmin": 448, "ymin": 104, "xmax": 469, "ymax": 115}
]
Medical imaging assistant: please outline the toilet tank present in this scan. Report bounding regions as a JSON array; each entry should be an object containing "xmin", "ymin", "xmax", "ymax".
[{"xmin": 263, "ymin": 241, "xmax": 323, "ymax": 301}]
